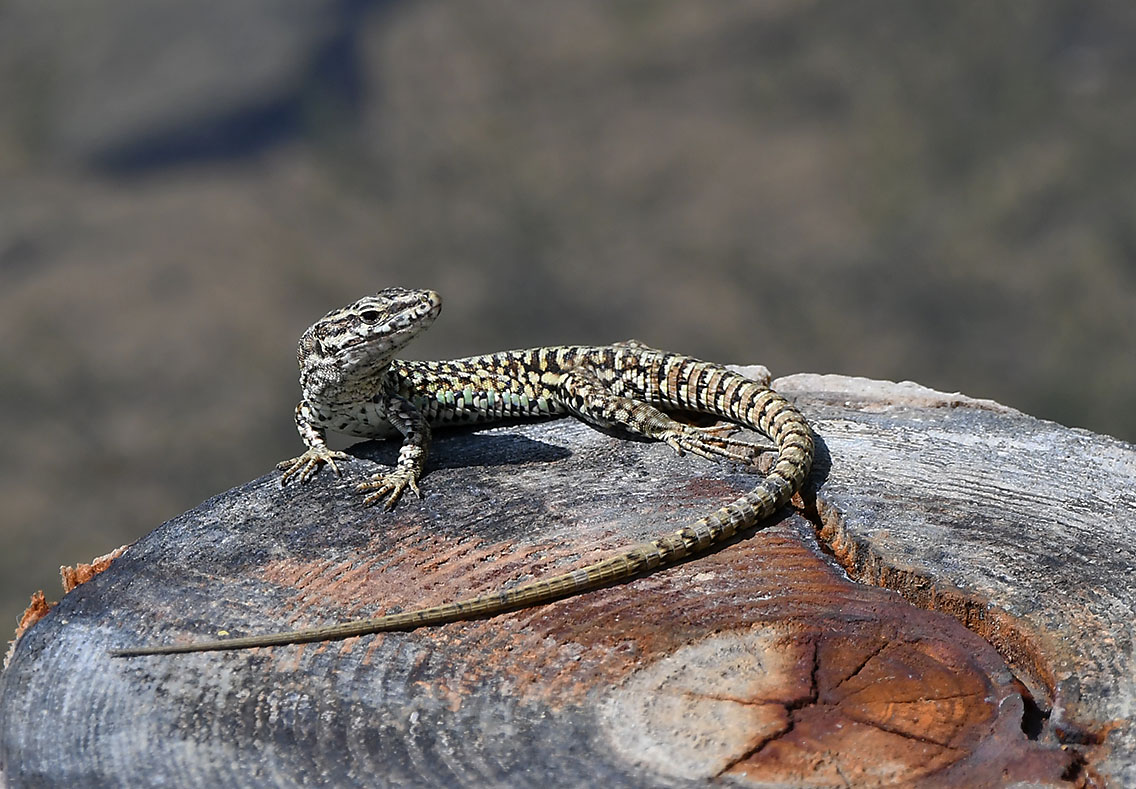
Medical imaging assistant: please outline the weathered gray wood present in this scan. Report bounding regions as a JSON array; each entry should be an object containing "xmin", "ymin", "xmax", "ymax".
[
  {"xmin": 775, "ymin": 372, "xmax": 1135, "ymax": 786},
  {"xmin": 1, "ymin": 373, "xmax": 1132, "ymax": 787}
]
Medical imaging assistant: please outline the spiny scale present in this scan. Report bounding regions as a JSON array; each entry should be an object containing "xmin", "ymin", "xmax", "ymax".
[{"xmin": 111, "ymin": 289, "xmax": 813, "ymax": 657}]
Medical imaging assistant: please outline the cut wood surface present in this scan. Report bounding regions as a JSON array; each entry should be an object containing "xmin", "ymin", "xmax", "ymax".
[{"xmin": 1, "ymin": 372, "xmax": 1132, "ymax": 787}]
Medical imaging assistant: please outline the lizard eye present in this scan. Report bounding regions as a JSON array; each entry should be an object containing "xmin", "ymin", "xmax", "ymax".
[{"xmin": 360, "ymin": 310, "xmax": 382, "ymax": 324}]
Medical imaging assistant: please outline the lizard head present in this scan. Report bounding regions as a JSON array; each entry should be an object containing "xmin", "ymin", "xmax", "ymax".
[{"xmin": 297, "ymin": 288, "xmax": 442, "ymax": 389}]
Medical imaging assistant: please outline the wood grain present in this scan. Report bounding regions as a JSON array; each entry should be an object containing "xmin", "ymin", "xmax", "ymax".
[{"xmin": 2, "ymin": 373, "xmax": 1130, "ymax": 787}]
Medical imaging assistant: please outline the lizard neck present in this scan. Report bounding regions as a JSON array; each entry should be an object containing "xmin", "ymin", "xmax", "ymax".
[{"xmin": 300, "ymin": 356, "xmax": 395, "ymax": 409}]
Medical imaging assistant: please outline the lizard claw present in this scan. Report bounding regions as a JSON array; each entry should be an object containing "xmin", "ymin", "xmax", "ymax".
[
  {"xmin": 663, "ymin": 435, "xmax": 686, "ymax": 456},
  {"xmin": 357, "ymin": 469, "xmax": 423, "ymax": 510},
  {"xmin": 277, "ymin": 447, "xmax": 353, "ymax": 485}
]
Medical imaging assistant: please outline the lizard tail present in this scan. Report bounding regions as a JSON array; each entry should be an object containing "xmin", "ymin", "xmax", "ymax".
[{"xmin": 111, "ymin": 379, "xmax": 812, "ymax": 657}]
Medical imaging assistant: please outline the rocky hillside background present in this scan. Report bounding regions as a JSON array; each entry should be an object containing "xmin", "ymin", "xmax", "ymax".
[{"xmin": 1, "ymin": 1, "xmax": 1134, "ymax": 632}]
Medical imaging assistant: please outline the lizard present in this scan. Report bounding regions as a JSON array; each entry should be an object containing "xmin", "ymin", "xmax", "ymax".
[{"xmin": 111, "ymin": 287, "xmax": 813, "ymax": 656}]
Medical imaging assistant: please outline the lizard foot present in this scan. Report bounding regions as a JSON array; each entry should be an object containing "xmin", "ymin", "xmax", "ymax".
[
  {"xmin": 661, "ymin": 426, "xmax": 773, "ymax": 467},
  {"xmin": 277, "ymin": 447, "xmax": 353, "ymax": 485},
  {"xmin": 356, "ymin": 468, "xmax": 423, "ymax": 510},
  {"xmin": 694, "ymin": 423, "xmax": 776, "ymax": 453}
]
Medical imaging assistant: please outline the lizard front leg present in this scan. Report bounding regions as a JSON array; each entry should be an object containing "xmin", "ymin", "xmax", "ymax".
[
  {"xmin": 277, "ymin": 401, "xmax": 353, "ymax": 484},
  {"xmin": 355, "ymin": 394, "xmax": 431, "ymax": 509}
]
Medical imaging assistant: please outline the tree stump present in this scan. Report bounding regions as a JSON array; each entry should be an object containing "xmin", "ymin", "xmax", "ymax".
[{"xmin": 1, "ymin": 372, "xmax": 1132, "ymax": 787}]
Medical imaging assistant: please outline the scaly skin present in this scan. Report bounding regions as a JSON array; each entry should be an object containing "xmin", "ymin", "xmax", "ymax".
[{"xmin": 111, "ymin": 288, "xmax": 813, "ymax": 656}]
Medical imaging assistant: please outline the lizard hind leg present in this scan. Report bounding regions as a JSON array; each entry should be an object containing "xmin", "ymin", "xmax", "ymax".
[{"xmin": 557, "ymin": 368, "xmax": 765, "ymax": 468}]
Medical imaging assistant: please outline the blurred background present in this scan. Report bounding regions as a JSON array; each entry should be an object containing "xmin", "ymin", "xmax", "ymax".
[{"xmin": 1, "ymin": 1, "xmax": 1133, "ymax": 634}]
